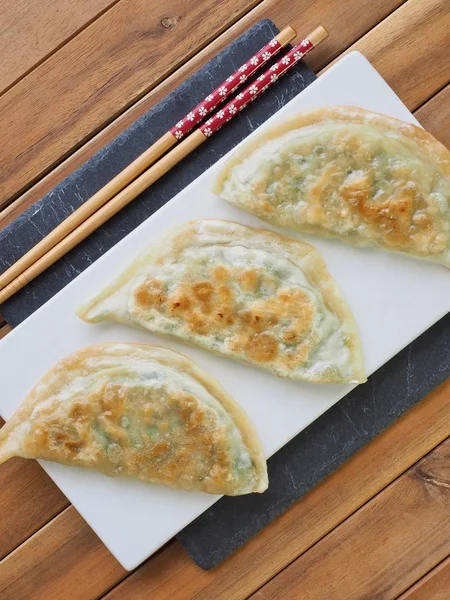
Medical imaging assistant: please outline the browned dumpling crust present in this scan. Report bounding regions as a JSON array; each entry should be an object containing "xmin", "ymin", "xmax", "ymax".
[
  {"xmin": 0, "ymin": 344, "xmax": 268, "ymax": 496},
  {"xmin": 78, "ymin": 221, "xmax": 365, "ymax": 384},
  {"xmin": 213, "ymin": 107, "xmax": 450, "ymax": 267}
]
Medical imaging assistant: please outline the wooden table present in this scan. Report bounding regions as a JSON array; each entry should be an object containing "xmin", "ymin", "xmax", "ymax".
[{"xmin": 0, "ymin": 0, "xmax": 449, "ymax": 598}]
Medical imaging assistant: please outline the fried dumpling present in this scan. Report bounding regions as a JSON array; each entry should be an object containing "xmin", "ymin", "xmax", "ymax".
[
  {"xmin": 78, "ymin": 220, "xmax": 365, "ymax": 384},
  {"xmin": 0, "ymin": 343, "xmax": 267, "ymax": 495},
  {"xmin": 213, "ymin": 106, "xmax": 450, "ymax": 267}
]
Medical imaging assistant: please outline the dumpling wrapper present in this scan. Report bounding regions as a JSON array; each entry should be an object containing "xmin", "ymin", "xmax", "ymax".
[
  {"xmin": 0, "ymin": 343, "xmax": 267, "ymax": 496},
  {"xmin": 78, "ymin": 220, "xmax": 365, "ymax": 384},
  {"xmin": 213, "ymin": 106, "xmax": 450, "ymax": 267}
]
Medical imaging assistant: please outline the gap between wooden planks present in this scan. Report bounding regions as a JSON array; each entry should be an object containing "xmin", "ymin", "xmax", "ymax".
[
  {"xmin": 0, "ymin": 379, "xmax": 448, "ymax": 600},
  {"xmin": 0, "ymin": 0, "xmax": 121, "ymax": 96},
  {"xmin": 0, "ymin": 0, "xmax": 263, "ymax": 206},
  {"xmin": 397, "ymin": 554, "xmax": 450, "ymax": 600},
  {"xmin": 0, "ymin": 0, "xmax": 447, "ymax": 563},
  {"xmin": 321, "ymin": 0, "xmax": 450, "ymax": 111},
  {"xmin": 0, "ymin": 0, "xmax": 408, "ymax": 214},
  {"xmin": 251, "ymin": 436, "xmax": 450, "ymax": 600},
  {"xmin": 0, "ymin": 453, "xmax": 67, "ymax": 560}
]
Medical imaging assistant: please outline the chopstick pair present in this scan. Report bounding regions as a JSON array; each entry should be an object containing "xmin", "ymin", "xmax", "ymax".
[{"xmin": 0, "ymin": 25, "xmax": 328, "ymax": 304}]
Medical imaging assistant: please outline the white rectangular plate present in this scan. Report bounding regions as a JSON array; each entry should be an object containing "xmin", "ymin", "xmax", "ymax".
[{"xmin": 1, "ymin": 52, "xmax": 449, "ymax": 570}]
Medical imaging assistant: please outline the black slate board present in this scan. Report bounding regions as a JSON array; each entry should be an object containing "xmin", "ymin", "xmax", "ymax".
[
  {"xmin": 1, "ymin": 19, "xmax": 448, "ymax": 572},
  {"xmin": 178, "ymin": 312, "xmax": 450, "ymax": 568}
]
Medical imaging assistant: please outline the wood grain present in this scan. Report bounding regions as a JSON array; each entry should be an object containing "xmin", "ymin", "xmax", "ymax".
[
  {"xmin": 0, "ymin": 0, "xmax": 405, "ymax": 212},
  {"xmin": 398, "ymin": 555, "xmax": 450, "ymax": 600},
  {"xmin": 0, "ymin": 0, "xmax": 259, "ymax": 207},
  {"xmin": 0, "ymin": 508, "xmax": 125, "ymax": 600},
  {"xmin": 254, "ymin": 437, "xmax": 450, "ymax": 600},
  {"xmin": 325, "ymin": 0, "xmax": 450, "ymax": 110},
  {"xmin": 0, "ymin": 456, "xmax": 68, "ymax": 560},
  {"xmin": 0, "ymin": 415, "xmax": 69, "ymax": 561},
  {"xmin": 415, "ymin": 83, "xmax": 450, "ymax": 148},
  {"xmin": 5, "ymin": 377, "xmax": 441, "ymax": 600},
  {"xmin": 0, "ymin": 0, "xmax": 119, "ymax": 94}
]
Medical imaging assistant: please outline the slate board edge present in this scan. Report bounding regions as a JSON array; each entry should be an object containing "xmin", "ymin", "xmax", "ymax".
[{"xmin": 178, "ymin": 312, "xmax": 449, "ymax": 569}]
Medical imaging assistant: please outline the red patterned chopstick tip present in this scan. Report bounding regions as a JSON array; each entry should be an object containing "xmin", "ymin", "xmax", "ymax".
[
  {"xmin": 199, "ymin": 38, "xmax": 314, "ymax": 138},
  {"xmin": 169, "ymin": 37, "xmax": 284, "ymax": 140}
]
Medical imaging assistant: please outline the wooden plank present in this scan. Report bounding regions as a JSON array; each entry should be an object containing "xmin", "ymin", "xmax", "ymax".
[
  {"xmin": 415, "ymin": 83, "xmax": 450, "ymax": 148},
  {"xmin": 397, "ymin": 555, "xmax": 450, "ymax": 600},
  {"xmin": 324, "ymin": 0, "xmax": 450, "ymax": 110},
  {"xmin": 1, "ymin": 378, "xmax": 446, "ymax": 600},
  {"xmin": 0, "ymin": 0, "xmax": 260, "ymax": 207},
  {"xmin": 0, "ymin": 319, "xmax": 70, "ymax": 563},
  {"xmin": 253, "ymin": 437, "xmax": 450, "ymax": 600},
  {"xmin": 0, "ymin": 456, "xmax": 68, "ymax": 560},
  {"xmin": 0, "ymin": 408, "xmax": 69, "ymax": 561},
  {"xmin": 0, "ymin": 0, "xmax": 119, "ymax": 94},
  {"xmin": 0, "ymin": 508, "xmax": 125, "ymax": 600},
  {"xmin": 0, "ymin": 0, "xmax": 406, "ymax": 211}
]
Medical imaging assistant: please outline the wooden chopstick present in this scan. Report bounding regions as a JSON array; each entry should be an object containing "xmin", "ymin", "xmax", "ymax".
[
  {"xmin": 0, "ymin": 26, "xmax": 295, "ymax": 295},
  {"xmin": 0, "ymin": 26, "xmax": 328, "ymax": 304}
]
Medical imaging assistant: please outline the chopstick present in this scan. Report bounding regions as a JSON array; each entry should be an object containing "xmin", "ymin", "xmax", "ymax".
[
  {"xmin": 0, "ymin": 27, "xmax": 295, "ymax": 295},
  {"xmin": 0, "ymin": 26, "xmax": 328, "ymax": 304}
]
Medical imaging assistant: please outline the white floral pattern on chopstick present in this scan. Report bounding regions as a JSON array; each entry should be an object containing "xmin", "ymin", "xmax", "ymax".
[
  {"xmin": 199, "ymin": 37, "xmax": 314, "ymax": 137},
  {"xmin": 169, "ymin": 33, "xmax": 286, "ymax": 140}
]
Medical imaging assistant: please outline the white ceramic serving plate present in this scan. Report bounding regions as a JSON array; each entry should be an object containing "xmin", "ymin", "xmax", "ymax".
[{"xmin": 1, "ymin": 52, "xmax": 449, "ymax": 570}]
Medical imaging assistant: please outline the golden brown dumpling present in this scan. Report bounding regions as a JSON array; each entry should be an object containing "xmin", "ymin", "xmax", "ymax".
[
  {"xmin": 213, "ymin": 106, "xmax": 450, "ymax": 267},
  {"xmin": 0, "ymin": 343, "xmax": 267, "ymax": 495},
  {"xmin": 78, "ymin": 220, "xmax": 365, "ymax": 384}
]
